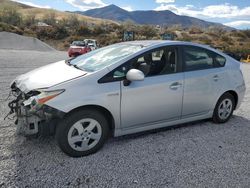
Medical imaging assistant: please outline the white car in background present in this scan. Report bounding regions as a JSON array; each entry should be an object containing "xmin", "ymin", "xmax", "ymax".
[
  {"xmin": 9, "ymin": 41, "xmax": 246, "ymax": 157},
  {"xmin": 84, "ymin": 39, "xmax": 98, "ymax": 50}
]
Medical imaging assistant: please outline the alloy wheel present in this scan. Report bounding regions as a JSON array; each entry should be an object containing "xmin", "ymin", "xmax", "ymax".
[
  {"xmin": 67, "ymin": 118, "xmax": 102, "ymax": 151},
  {"xmin": 218, "ymin": 99, "xmax": 233, "ymax": 120}
]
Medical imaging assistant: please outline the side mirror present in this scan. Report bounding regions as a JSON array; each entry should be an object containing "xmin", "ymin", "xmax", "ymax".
[{"xmin": 126, "ymin": 69, "xmax": 145, "ymax": 81}]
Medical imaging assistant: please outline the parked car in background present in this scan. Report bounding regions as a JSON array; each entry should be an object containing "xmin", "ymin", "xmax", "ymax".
[
  {"xmin": 9, "ymin": 41, "xmax": 246, "ymax": 157},
  {"xmin": 68, "ymin": 41, "xmax": 91, "ymax": 57},
  {"xmin": 84, "ymin": 39, "xmax": 98, "ymax": 50}
]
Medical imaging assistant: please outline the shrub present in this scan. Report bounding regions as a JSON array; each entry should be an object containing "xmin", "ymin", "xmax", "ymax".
[
  {"xmin": 23, "ymin": 14, "xmax": 36, "ymax": 27},
  {"xmin": 138, "ymin": 25, "xmax": 157, "ymax": 39},
  {"xmin": 220, "ymin": 35, "xmax": 231, "ymax": 43},
  {"xmin": 54, "ymin": 26, "xmax": 69, "ymax": 39},
  {"xmin": 0, "ymin": 22, "xmax": 23, "ymax": 35},
  {"xmin": 0, "ymin": 4, "xmax": 22, "ymax": 26},
  {"xmin": 178, "ymin": 33, "xmax": 193, "ymax": 41},
  {"xmin": 92, "ymin": 25, "xmax": 105, "ymax": 35},
  {"xmin": 76, "ymin": 25, "xmax": 91, "ymax": 36},
  {"xmin": 242, "ymin": 30, "xmax": 250, "ymax": 38},
  {"xmin": 230, "ymin": 31, "xmax": 246, "ymax": 38},
  {"xmin": 189, "ymin": 27, "xmax": 203, "ymax": 34},
  {"xmin": 197, "ymin": 35, "xmax": 212, "ymax": 45},
  {"xmin": 67, "ymin": 14, "xmax": 80, "ymax": 29},
  {"xmin": 36, "ymin": 26, "xmax": 69, "ymax": 40},
  {"xmin": 42, "ymin": 11, "xmax": 56, "ymax": 26}
]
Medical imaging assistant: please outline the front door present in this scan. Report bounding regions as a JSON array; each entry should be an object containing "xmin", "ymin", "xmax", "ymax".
[{"xmin": 120, "ymin": 46, "xmax": 184, "ymax": 128}]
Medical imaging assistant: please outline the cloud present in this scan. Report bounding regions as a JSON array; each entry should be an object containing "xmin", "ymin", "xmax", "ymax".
[
  {"xmin": 65, "ymin": 0, "xmax": 107, "ymax": 11},
  {"xmin": 224, "ymin": 20, "xmax": 250, "ymax": 28},
  {"xmin": 121, "ymin": 6, "xmax": 133, "ymax": 12},
  {"xmin": 11, "ymin": 0, "xmax": 51, "ymax": 9},
  {"xmin": 156, "ymin": 0, "xmax": 175, "ymax": 3},
  {"xmin": 202, "ymin": 4, "xmax": 250, "ymax": 18},
  {"xmin": 154, "ymin": 3, "xmax": 250, "ymax": 19}
]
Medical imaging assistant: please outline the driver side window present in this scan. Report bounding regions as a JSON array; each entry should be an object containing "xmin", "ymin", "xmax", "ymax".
[{"xmin": 98, "ymin": 46, "xmax": 178, "ymax": 83}]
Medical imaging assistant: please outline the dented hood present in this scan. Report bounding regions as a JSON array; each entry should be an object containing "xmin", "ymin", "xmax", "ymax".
[{"xmin": 13, "ymin": 60, "xmax": 87, "ymax": 93}]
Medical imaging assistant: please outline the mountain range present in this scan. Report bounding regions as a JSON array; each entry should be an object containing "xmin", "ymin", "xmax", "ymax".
[{"xmin": 75, "ymin": 4, "xmax": 231, "ymax": 29}]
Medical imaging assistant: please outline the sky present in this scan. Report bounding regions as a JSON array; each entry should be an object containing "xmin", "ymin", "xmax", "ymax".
[{"xmin": 12, "ymin": 0, "xmax": 250, "ymax": 29}]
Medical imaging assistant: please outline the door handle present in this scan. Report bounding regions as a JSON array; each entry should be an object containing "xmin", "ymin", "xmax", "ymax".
[
  {"xmin": 170, "ymin": 82, "xmax": 182, "ymax": 90},
  {"xmin": 213, "ymin": 75, "xmax": 219, "ymax": 81}
]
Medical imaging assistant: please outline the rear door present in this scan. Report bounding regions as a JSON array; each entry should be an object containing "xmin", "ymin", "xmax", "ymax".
[{"xmin": 181, "ymin": 45, "xmax": 227, "ymax": 118}]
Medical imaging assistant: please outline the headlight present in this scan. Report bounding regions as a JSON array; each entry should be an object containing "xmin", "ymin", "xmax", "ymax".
[{"xmin": 37, "ymin": 89, "xmax": 65, "ymax": 105}]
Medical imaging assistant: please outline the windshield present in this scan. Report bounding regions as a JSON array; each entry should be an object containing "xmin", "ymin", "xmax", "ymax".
[
  {"xmin": 71, "ymin": 41, "xmax": 85, "ymax": 47},
  {"xmin": 69, "ymin": 44, "xmax": 143, "ymax": 72}
]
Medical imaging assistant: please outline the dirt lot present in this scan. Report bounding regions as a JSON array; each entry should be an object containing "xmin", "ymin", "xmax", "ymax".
[{"xmin": 0, "ymin": 49, "xmax": 250, "ymax": 188}]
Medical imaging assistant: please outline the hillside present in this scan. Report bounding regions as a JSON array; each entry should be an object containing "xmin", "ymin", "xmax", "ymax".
[
  {"xmin": 77, "ymin": 4, "xmax": 231, "ymax": 30},
  {"xmin": 0, "ymin": 0, "xmax": 249, "ymax": 56},
  {"xmin": 0, "ymin": 0, "xmax": 118, "ymax": 25}
]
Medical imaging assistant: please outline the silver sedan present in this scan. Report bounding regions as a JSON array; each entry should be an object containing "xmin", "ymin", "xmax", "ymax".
[{"xmin": 9, "ymin": 41, "xmax": 246, "ymax": 157}]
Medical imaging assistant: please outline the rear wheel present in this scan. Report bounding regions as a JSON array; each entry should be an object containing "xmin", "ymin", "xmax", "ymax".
[
  {"xmin": 212, "ymin": 93, "xmax": 235, "ymax": 123},
  {"xmin": 56, "ymin": 110, "xmax": 109, "ymax": 157}
]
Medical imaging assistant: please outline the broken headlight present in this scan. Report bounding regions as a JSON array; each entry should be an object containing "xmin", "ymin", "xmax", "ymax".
[{"xmin": 23, "ymin": 89, "xmax": 65, "ymax": 107}]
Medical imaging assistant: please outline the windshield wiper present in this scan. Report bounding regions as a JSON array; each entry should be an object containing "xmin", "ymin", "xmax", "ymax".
[
  {"xmin": 65, "ymin": 59, "xmax": 92, "ymax": 72},
  {"xmin": 65, "ymin": 59, "xmax": 71, "ymax": 65},
  {"xmin": 73, "ymin": 64, "xmax": 83, "ymax": 70},
  {"xmin": 65, "ymin": 59, "xmax": 83, "ymax": 70},
  {"xmin": 65, "ymin": 57, "xmax": 76, "ymax": 65}
]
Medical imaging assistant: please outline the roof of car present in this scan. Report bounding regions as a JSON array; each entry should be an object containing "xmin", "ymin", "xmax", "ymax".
[
  {"xmin": 119, "ymin": 40, "xmax": 217, "ymax": 52},
  {"xmin": 120, "ymin": 40, "xmax": 176, "ymax": 47}
]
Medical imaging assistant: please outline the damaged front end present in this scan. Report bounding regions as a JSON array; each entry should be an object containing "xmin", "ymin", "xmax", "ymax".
[{"xmin": 8, "ymin": 82, "xmax": 65, "ymax": 136}]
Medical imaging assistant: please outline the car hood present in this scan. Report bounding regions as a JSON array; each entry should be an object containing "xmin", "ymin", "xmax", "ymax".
[{"xmin": 13, "ymin": 60, "xmax": 87, "ymax": 93}]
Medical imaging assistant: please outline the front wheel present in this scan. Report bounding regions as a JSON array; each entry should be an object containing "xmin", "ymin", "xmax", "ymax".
[
  {"xmin": 212, "ymin": 93, "xmax": 235, "ymax": 123},
  {"xmin": 56, "ymin": 110, "xmax": 109, "ymax": 157}
]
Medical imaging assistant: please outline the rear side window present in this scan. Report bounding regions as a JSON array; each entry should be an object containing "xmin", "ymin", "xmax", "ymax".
[{"xmin": 183, "ymin": 46, "xmax": 226, "ymax": 71}]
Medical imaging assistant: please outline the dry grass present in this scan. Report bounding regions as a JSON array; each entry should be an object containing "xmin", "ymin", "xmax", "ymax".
[
  {"xmin": 0, "ymin": 0, "xmax": 118, "ymax": 25},
  {"xmin": 18, "ymin": 8, "xmax": 118, "ymax": 25}
]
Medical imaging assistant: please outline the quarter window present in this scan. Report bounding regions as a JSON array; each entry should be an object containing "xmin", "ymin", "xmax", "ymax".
[
  {"xmin": 183, "ymin": 46, "xmax": 226, "ymax": 71},
  {"xmin": 214, "ymin": 54, "xmax": 226, "ymax": 67}
]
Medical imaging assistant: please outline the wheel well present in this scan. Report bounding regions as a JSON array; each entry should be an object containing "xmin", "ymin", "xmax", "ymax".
[
  {"xmin": 66, "ymin": 105, "xmax": 115, "ymax": 135},
  {"xmin": 225, "ymin": 90, "xmax": 238, "ymax": 109}
]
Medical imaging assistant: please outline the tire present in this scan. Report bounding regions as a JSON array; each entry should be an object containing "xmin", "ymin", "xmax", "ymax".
[
  {"xmin": 56, "ymin": 109, "xmax": 109, "ymax": 157},
  {"xmin": 212, "ymin": 93, "xmax": 235, "ymax": 123}
]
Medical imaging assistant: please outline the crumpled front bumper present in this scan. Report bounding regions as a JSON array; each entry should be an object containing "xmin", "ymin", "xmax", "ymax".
[
  {"xmin": 16, "ymin": 104, "xmax": 41, "ymax": 135},
  {"xmin": 8, "ymin": 86, "xmax": 65, "ymax": 136}
]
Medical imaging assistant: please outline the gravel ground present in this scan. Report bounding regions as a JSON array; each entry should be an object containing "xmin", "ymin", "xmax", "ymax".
[{"xmin": 0, "ymin": 49, "xmax": 250, "ymax": 188}]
